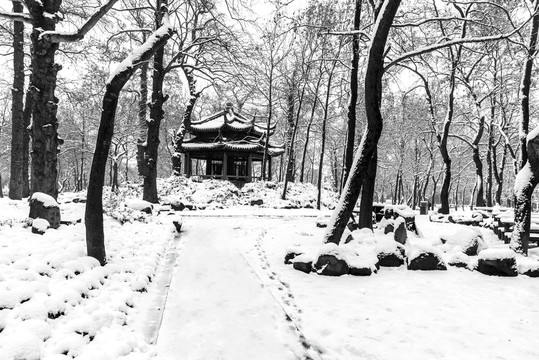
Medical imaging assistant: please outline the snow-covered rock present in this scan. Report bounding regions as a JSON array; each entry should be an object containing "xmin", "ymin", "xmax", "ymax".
[
  {"xmin": 375, "ymin": 236, "xmax": 406, "ymax": 267},
  {"xmin": 29, "ymin": 192, "xmax": 61, "ymax": 229},
  {"xmin": 477, "ymin": 248, "xmax": 518, "ymax": 277},
  {"xmin": 32, "ymin": 218, "xmax": 50, "ymax": 235},
  {"xmin": 313, "ymin": 243, "xmax": 349, "ymax": 276},
  {"xmin": 407, "ymin": 243, "xmax": 447, "ymax": 271}
]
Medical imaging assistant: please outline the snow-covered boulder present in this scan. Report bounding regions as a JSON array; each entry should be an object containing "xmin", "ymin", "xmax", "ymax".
[
  {"xmin": 168, "ymin": 197, "xmax": 185, "ymax": 211},
  {"xmin": 315, "ymin": 216, "xmax": 328, "ymax": 228},
  {"xmin": 32, "ymin": 218, "xmax": 50, "ymax": 235},
  {"xmin": 291, "ymin": 253, "xmax": 314, "ymax": 274},
  {"xmin": 249, "ymin": 198, "xmax": 263, "ymax": 206},
  {"xmin": 313, "ymin": 243, "xmax": 349, "ymax": 276},
  {"xmin": 446, "ymin": 252, "xmax": 470, "ymax": 268},
  {"xmin": 347, "ymin": 251, "xmax": 379, "ymax": 276},
  {"xmin": 376, "ymin": 236, "xmax": 406, "ymax": 267},
  {"xmin": 477, "ymin": 248, "xmax": 518, "ymax": 277},
  {"xmin": 284, "ymin": 247, "xmax": 304, "ymax": 265},
  {"xmin": 383, "ymin": 204, "xmax": 416, "ymax": 231},
  {"xmin": 440, "ymin": 227, "xmax": 484, "ymax": 256},
  {"xmin": 517, "ymin": 257, "xmax": 539, "ymax": 277},
  {"xmin": 407, "ymin": 244, "xmax": 447, "ymax": 271},
  {"xmin": 29, "ymin": 192, "xmax": 61, "ymax": 229},
  {"xmin": 125, "ymin": 199, "xmax": 153, "ymax": 214},
  {"xmin": 394, "ymin": 217, "xmax": 407, "ymax": 245}
]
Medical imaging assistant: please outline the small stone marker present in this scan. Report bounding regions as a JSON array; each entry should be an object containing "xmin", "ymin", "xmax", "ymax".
[{"xmin": 29, "ymin": 192, "xmax": 61, "ymax": 229}]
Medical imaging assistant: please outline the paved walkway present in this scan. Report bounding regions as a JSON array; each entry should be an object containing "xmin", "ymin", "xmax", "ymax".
[{"xmin": 155, "ymin": 218, "xmax": 302, "ymax": 360}]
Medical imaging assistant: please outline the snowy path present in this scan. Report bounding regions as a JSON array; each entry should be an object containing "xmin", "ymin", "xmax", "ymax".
[{"xmin": 155, "ymin": 217, "xmax": 306, "ymax": 360}]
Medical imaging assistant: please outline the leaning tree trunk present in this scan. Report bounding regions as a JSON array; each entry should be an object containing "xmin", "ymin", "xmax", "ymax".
[
  {"xmin": 324, "ymin": 0, "xmax": 402, "ymax": 244},
  {"xmin": 9, "ymin": 0, "xmax": 25, "ymax": 200},
  {"xmin": 511, "ymin": 126, "xmax": 539, "ymax": 255},
  {"xmin": 85, "ymin": 15, "xmax": 172, "ymax": 265},
  {"xmin": 27, "ymin": 2, "xmax": 63, "ymax": 199},
  {"xmin": 472, "ymin": 145, "xmax": 486, "ymax": 207}
]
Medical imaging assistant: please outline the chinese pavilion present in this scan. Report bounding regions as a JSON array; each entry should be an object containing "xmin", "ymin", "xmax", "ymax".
[{"xmin": 177, "ymin": 103, "xmax": 285, "ymax": 183}]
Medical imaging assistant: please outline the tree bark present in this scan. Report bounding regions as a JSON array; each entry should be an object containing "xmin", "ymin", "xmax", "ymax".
[
  {"xmin": 85, "ymin": 15, "xmax": 172, "ymax": 265},
  {"xmin": 511, "ymin": 126, "xmax": 539, "ymax": 255},
  {"xmin": 299, "ymin": 63, "xmax": 323, "ymax": 183},
  {"xmin": 136, "ymin": 58, "xmax": 149, "ymax": 178},
  {"xmin": 343, "ymin": 0, "xmax": 363, "ymax": 187},
  {"xmin": 518, "ymin": 1, "xmax": 539, "ymax": 170},
  {"xmin": 172, "ymin": 69, "xmax": 200, "ymax": 174},
  {"xmin": 9, "ymin": 0, "xmax": 25, "ymax": 200},
  {"xmin": 324, "ymin": 0, "xmax": 401, "ymax": 244},
  {"xmin": 26, "ymin": 1, "xmax": 63, "ymax": 199},
  {"xmin": 358, "ymin": 150, "xmax": 377, "ymax": 229},
  {"xmin": 143, "ymin": 0, "xmax": 168, "ymax": 203},
  {"xmin": 22, "ymin": 86, "xmax": 33, "ymax": 198}
]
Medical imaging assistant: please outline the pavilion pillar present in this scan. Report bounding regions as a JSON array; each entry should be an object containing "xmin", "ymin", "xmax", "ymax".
[
  {"xmin": 247, "ymin": 154, "xmax": 252, "ymax": 182},
  {"xmin": 184, "ymin": 153, "xmax": 191, "ymax": 177},
  {"xmin": 206, "ymin": 156, "xmax": 212, "ymax": 176},
  {"xmin": 223, "ymin": 152, "xmax": 228, "ymax": 180}
]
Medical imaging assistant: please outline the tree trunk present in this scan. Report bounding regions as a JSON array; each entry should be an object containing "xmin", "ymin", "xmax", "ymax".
[
  {"xmin": 85, "ymin": 14, "xmax": 172, "ymax": 265},
  {"xmin": 27, "ymin": 1, "xmax": 63, "ymax": 199},
  {"xmin": 22, "ymin": 87, "xmax": 33, "ymax": 198},
  {"xmin": 282, "ymin": 69, "xmax": 309, "ymax": 199},
  {"xmin": 172, "ymin": 70, "xmax": 200, "ymax": 174},
  {"xmin": 317, "ymin": 61, "xmax": 338, "ymax": 210},
  {"xmin": 262, "ymin": 67, "xmax": 274, "ymax": 181},
  {"xmin": 136, "ymin": 59, "xmax": 149, "ymax": 178},
  {"xmin": 343, "ymin": 0, "xmax": 363, "ymax": 187},
  {"xmin": 511, "ymin": 127, "xmax": 539, "ymax": 255},
  {"xmin": 9, "ymin": 0, "xmax": 25, "ymax": 200},
  {"xmin": 300, "ymin": 63, "xmax": 323, "ymax": 183},
  {"xmin": 518, "ymin": 1, "xmax": 539, "ymax": 170},
  {"xmin": 358, "ymin": 150, "xmax": 377, "ymax": 229},
  {"xmin": 324, "ymin": 0, "xmax": 401, "ymax": 244},
  {"xmin": 472, "ymin": 146, "xmax": 485, "ymax": 207},
  {"xmin": 143, "ymin": 0, "xmax": 167, "ymax": 203}
]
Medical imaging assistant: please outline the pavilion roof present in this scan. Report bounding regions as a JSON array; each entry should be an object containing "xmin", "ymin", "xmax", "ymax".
[{"xmin": 189, "ymin": 106, "xmax": 277, "ymax": 136}]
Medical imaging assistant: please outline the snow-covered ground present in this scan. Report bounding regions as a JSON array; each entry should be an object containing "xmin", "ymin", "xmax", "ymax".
[{"xmin": 1, "ymin": 179, "xmax": 539, "ymax": 360}]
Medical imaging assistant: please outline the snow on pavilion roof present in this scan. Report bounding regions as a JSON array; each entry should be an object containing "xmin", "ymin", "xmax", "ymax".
[
  {"xmin": 180, "ymin": 136, "xmax": 285, "ymax": 156},
  {"xmin": 189, "ymin": 106, "xmax": 277, "ymax": 136}
]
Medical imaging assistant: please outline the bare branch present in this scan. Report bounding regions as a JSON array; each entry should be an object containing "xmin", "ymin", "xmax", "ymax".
[
  {"xmin": 385, "ymin": 16, "xmax": 532, "ymax": 71},
  {"xmin": 41, "ymin": 0, "xmax": 120, "ymax": 43},
  {"xmin": 0, "ymin": 11, "xmax": 32, "ymax": 24}
]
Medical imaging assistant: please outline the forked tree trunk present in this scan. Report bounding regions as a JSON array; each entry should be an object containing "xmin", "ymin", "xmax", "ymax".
[
  {"xmin": 511, "ymin": 126, "xmax": 539, "ymax": 255},
  {"xmin": 9, "ymin": 0, "xmax": 25, "ymax": 200},
  {"xmin": 324, "ymin": 0, "xmax": 401, "ymax": 244},
  {"xmin": 85, "ymin": 17, "xmax": 172, "ymax": 265}
]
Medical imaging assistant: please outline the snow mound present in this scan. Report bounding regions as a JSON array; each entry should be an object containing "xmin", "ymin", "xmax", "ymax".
[{"xmin": 478, "ymin": 248, "xmax": 516, "ymax": 260}]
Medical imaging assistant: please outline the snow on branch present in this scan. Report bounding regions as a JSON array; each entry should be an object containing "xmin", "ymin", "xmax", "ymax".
[
  {"xmin": 107, "ymin": 13, "xmax": 173, "ymax": 85},
  {"xmin": 0, "ymin": 11, "xmax": 32, "ymax": 24},
  {"xmin": 40, "ymin": 0, "xmax": 120, "ymax": 43},
  {"xmin": 384, "ymin": 16, "xmax": 533, "ymax": 71}
]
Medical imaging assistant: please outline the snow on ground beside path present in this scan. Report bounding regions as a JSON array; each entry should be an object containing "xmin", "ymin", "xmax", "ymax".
[
  {"xmin": 0, "ymin": 197, "xmax": 176, "ymax": 360},
  {"xmin": 162, "ymin": 215, "xmax": 539, "ymax": 360}
]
